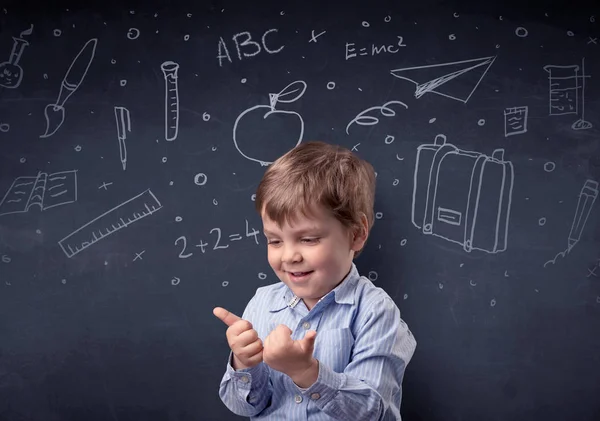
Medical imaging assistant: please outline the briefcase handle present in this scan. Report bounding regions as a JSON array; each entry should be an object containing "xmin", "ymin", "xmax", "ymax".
[
  {"xmin": 491, "ymin": 149, "xmax": 505, "ymax": 161},
  {"xmin": 434, "ymin": 134, "xmax": 447, "ymax": 146}
]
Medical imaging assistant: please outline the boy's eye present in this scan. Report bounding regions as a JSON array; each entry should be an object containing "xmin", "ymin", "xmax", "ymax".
[
  {"xmin": 301, "ymin": 238, "xmax": 319, "ymax": 243},
  {"xmin": 267, "ymin": 240, "xmax": 281, "ymax": 245}
]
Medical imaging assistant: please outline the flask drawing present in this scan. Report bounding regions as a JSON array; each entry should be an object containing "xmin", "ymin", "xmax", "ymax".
[{"xmin": 0, "ymin": 24, "xmax": 33, "ymax": 89}]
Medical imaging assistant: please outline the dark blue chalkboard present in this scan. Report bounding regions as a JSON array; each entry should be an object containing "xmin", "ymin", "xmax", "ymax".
[{"xmin": 1, "ymin": 0, "xmax": 599, "ymax": 420}]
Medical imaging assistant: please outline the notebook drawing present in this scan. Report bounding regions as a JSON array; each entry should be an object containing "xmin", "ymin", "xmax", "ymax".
[{"xmin": 0, "ymin": 170, "xmax": 78, "ymax": 216}]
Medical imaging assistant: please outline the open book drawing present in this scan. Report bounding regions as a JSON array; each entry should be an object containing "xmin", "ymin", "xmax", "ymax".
[{"xmin": 0, "ymin": 170, "xmax": 78, "ymax": 216}]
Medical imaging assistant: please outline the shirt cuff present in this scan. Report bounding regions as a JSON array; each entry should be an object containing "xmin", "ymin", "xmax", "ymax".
[
  {"xmin": 225, "ymin": 351, "xmax": 269, "ymax": 393},
  {"xmin": 298, "ymin": 360, "xmax": 344, "ymax": 407}
]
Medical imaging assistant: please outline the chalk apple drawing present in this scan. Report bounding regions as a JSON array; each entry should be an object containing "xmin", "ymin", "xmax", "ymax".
[{"xmin": 233, "ymin": 80, "xmax": 306, "ymax": 165}]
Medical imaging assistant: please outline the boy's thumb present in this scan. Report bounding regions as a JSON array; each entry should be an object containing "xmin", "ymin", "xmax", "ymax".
[{"xmin": 301, "ymin": 330, "xmax": 317, "ymax": 353}]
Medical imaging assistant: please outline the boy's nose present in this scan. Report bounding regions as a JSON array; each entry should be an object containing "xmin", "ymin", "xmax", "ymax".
[{"xmin": 281, "ymin": 246, "xmax": 302, "ymax": 263}]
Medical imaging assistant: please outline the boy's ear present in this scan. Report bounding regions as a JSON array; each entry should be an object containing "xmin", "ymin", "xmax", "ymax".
[{"xmin": 351, "ymin": 213, "xmax": 369, "ymax": 251}]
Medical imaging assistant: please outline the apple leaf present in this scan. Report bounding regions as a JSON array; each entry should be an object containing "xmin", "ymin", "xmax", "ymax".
[{"xmin": 274, "ymin": 80, "xmax": 307, "ymax": 104}]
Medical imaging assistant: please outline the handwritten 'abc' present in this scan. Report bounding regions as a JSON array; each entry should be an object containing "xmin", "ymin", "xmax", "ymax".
[{"xmin": 217, "ymin": 28, "xmax": 284, "ymax": 66}]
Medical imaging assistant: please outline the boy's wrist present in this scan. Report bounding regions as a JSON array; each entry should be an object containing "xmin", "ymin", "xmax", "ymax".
[
  {"xmin": 232, "ymin": 354, "xmax": 243, "ymax": 370},
  {"xmin": 232, "ymin": 354, "xmax": 256, "ymax": 371},
  {"xmin": 290, "ymin": 358, "xmax": 319, "ymax": 389}
]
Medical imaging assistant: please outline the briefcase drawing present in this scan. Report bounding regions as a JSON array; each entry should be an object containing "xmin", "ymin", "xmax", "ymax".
[{"xmin": 411, "ymin": 134, "xmax": 514, "ymax": 254}]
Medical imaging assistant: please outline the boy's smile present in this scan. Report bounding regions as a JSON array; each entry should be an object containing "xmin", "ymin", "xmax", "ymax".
[{"xmin": 262, "ymin": 205, "xmax": 367, "ymax": 310}]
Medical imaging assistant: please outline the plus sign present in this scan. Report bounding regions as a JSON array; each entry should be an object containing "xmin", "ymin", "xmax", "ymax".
[
  {"xmin": 133, "ymin": 250, "xmax": 145, "ymax": 261},
  {"xmin": 99, "ymin": 181, "xmax": 113, "ymax": 190},
  {"xmin": 587, "ymin": 266, "xmax": 598, "ymax": 278}
]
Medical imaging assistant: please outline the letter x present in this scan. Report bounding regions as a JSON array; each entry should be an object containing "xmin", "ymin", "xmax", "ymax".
[{"xmin": 309, "ymin": 30, "xmax": 326, "ymax": 43}]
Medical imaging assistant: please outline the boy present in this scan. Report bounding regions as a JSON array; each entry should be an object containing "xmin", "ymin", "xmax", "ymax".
[{"xmin": 214, "ymin": 141, "xmax": 416, "ymax": 420}]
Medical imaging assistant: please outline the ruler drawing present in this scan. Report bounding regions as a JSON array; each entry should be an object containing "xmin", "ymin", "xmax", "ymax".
[{"xmin": 58, "ymin": 189, "xmax": 162, "ymax": 258}]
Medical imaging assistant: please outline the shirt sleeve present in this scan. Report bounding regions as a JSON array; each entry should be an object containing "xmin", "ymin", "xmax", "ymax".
[
  {"xmin": 217, "ymin": 293, "xmax": 274, "ymax": 417},
  {"xmin": 299, "ymin": 295, "xmax": 417, "ymax": 421}
]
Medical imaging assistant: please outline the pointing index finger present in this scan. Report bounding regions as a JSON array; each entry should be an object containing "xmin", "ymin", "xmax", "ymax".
[{"xmin": 213, "ymin": 307, "xmax": 243, "ymax": 327}]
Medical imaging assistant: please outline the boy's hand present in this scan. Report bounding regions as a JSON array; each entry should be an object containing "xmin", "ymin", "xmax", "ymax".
[
  {"xmin": 263, "ymin": 324, "xmax": 319, "ymax": 388},
  {"xmin": 213, "ymin": 307, "xmax": 263, "ymax": 370}
]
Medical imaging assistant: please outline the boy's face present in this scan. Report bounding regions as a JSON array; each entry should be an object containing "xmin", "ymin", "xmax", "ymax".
[{"xmin": 262, "ymin": 205, "xmax": 367, "ymax": 310}]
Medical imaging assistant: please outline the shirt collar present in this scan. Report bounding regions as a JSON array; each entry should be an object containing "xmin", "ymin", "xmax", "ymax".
[{"xmin": 268, "ymin": 263, "xmax": 360, "ymax": 312}]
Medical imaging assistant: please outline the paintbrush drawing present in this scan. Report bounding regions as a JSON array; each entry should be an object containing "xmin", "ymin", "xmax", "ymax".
[{"xmin": 40, "ymin": 38, "xmax": 98, "ymax": 138}]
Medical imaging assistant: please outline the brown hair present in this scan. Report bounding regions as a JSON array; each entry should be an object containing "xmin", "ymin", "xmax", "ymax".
[{"xmin": 255, "ymin": 141, "xmax": 376, "ymax": 257}]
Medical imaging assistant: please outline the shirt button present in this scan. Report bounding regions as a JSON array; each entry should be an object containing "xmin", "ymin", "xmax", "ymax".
[
  {"xmin": 294, "ymin": 394, "xmax": 303, "ymax": 403},
  {"xmin": 302, "ymin": 322, "xmax": 311, "ymax": 329},
  {"xmin": 240, "ymin": 376, "xmax": 249, "ymax": 383},
  {"xmin": 310, "ymin": 392, "xmax": 321, "ymax": 400}
]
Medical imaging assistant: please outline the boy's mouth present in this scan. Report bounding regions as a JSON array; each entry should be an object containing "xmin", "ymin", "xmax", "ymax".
[{"xmin": 287, "ymin": 271, "xmax": 314, "ymax": 281}]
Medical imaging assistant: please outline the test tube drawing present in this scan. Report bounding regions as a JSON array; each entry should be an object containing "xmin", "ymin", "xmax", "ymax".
[
  {"xmin": 161, "ymin": 61, "xmax": 180, "ymax": 141},
  {"xmin": 568, "ymin": 179, "xmax": 598, "ymax": 252},
  {"xmin": 0, "ymin": 24, "xmax": 33, "ymax": 89},
  {"xmin": 114, "ymin": 106, "xmax": 131, "ymax": 171}
]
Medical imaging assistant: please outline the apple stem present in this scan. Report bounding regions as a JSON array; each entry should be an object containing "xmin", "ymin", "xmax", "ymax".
[{"xmin": 268, "ymin": 93, "xmax": 278, "ymax": 110}]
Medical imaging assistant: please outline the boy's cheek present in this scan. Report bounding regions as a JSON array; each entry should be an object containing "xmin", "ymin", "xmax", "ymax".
[
  {"xmin": 266, "ymin": 253, "xmax": 281, "ymax": 270},
  {"xmin": 265, "ymin": 248, "xmax": 277, "ymax": 263}
]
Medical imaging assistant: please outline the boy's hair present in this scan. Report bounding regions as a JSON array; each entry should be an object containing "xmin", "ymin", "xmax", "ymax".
[{"xmin": 255, "ymin": 141, "xmax": 376, "ymax": 257}]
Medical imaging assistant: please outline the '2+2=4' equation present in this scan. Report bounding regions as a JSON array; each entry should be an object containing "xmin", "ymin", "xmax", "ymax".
[{"xmin": 175, "ymin": 219, "xmax": 260, "ymax": 258}]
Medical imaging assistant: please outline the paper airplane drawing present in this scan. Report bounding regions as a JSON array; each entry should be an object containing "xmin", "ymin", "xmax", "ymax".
[{"xmin": 390, "ymin": 56, "xmax": 497, "ymax": 103}]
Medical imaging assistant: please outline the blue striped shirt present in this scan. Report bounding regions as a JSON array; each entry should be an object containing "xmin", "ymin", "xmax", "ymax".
[{"xmin": 218, "ymin": 263, "xmax": 417, "ymax": 420}]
